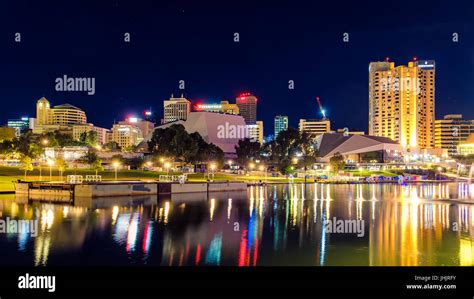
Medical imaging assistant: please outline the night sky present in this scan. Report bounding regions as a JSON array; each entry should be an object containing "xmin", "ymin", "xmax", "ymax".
[{"xmin": 0, "ymin": 0, "xmax": 473, "ymax": 135}]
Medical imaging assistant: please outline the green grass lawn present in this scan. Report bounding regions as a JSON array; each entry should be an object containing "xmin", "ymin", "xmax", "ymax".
[
  {"xmin": 0, "ymin": 166, "xmax": 398, "ymax": 192},
  {"xmin": 0, "ymin": 166, "xmax": 306, "ymax": 191}
]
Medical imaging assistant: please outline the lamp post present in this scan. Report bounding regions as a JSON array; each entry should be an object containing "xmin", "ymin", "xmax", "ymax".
[
  {"xmin": 248, "ymin": 163, "xmax": 255, "ymax": 174},
  {"xmin": 164, "ymin": 162, "xmax": 171, "ymax": 175},
  {"xmin": 47, "ymin": 159, "xmax": 54, "ymax": 181},
  {"xmin": 259, "ymin": 165, "xmax": 267, "ymax": 183},
  {"xmin": 113, "ymin": 161, "xmax": 120, "ymax": 181},
  {"xmin": 210, "ymin": 163, "xmax": 216, "ymax": 181}
]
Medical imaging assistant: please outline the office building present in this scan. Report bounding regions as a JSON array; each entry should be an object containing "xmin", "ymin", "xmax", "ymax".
[
  {"xmin": 236, "ymin": 93, "xmax": 257, "ymax": 124},
  {"xmin": 72, "ymin": 124, "xmax": 110, "ymax": 145},
  {"xmin": 7, "ymin": 117, "xmax": 35, "ymax": 137},
  {"xmin": 34, "ymin": 97, "xmax": 87, "ymax": 134},
  {"xmin": 299, "ymin": 119, "xmax": 331, "ymax": 136},
  {"xmin": 274, "ymin": 115, "xmax": 288, "ymax": 138},
  {"xmin": 111, "ymin": 124, "xmax": 142, "ymax": 149},
  {"xmin": 435, "ymin": 114, "xmax": 474, "ymax": 156},
  {"xmin": 194, "ymin": 100, "xmax": 240, "ymax": 115},
  {"xmin": 247, "ymin": 121, "xmax": 264, "ymax": 144},
  {"xmin": 163, "ymin": 94, "xmax": 191, "ymax": 124},
  {"xmin": 368, "ymin": 59, "xmax": 435, "ymax": 149},
  {"xmin": 458, "ymin": 134, "xmax": 474, "ymax": 156},
  {"xmin": 119, "ymin": 117, "xmax": 154, "ymax": 138}
]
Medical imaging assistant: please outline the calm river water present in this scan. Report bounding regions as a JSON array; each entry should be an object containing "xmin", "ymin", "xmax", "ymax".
[{"xmin": 0, "ymin": 182, "xmax": 473, "ymax": 266}]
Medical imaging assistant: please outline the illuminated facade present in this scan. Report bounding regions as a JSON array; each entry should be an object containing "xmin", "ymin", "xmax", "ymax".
[
  {"xmin": 34, "ymin": 97, "xmax": 87, "ymax": 134},
  {"xmin": 163, "ymin": 95, "xmax": 191, "ymax": 124},
  {"xmin": 111, "ymin": 124, "xmax": 142, "ymax": 149},
  {"xmin": 247, "ymin": 121, "xmax": 264, "ymax": 144},
  {"xmin": 274, "ymin": 115, "xmax": 288, "ymax": 138},
  {"xmin": 458, "ymin": 134, "xmax": 474, "ymax": 156},
  {"xmin": 7, "ymin": 117, "xmax": 35, "ymax": 137},
  {"xmin": 298, "ymin": 119, "xmax": 331, "ymax": 136},
  {"xmin": 236, "ymin": 93, "xmax": 257, "ymax": 124},
  {"xmin": 119, "ymin": 117, "xmax": 154, "ymax": 138},
  {"xmin": 194, "ymin": 100, "xmax": 240, "ymax": 115},
  {"xmin": 72, "ymin": 124, "xmax": 110, "ymax": 145},
  {"xmin": 368, "ymin": 60, "xmax": 435, "ymax": 149},
  {"xmin": 435, "ymin": 114, "xmax": 474, "ymax": 156}
]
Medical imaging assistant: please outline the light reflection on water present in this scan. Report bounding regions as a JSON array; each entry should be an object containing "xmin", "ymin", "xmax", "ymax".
[{"xmin": 0, "ymin": 182, "xmax": 473, "ymax": 266}]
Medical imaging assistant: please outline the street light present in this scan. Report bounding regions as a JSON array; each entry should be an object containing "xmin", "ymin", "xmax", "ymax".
[
  {"xmin": 113, "ymin": 161, "xmax": 120, "ymax": 181},
  {"xmin": 47, "ymin": 159, "xmax": 54, "ymax": 181},
  {"xmin": 210, "ymin": 163, "xmax": 216, "ymax": 181},
  {"xmin": 164, "ymin": 162, "xmax": 171, "ymax": 175},
  {"xmin": 248, "ymin": 163, "xmax": 255, "ymax": 173},
  {"xmin": 292, "ymin": 157, "xmax": 298, "ymax": 164},
  {"xmin": 42, "ymin": 139, "xmax": 49, "ymax": 146},
  {"xmin": 259, "ymin": 165, "xmax": 267, "ymax": 183}
]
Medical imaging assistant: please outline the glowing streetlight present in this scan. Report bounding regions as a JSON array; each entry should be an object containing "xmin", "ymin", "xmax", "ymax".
[
  {"xmin": 259, "ymin": 165, "xmax": 267, "ymax": 183},
  {"xmin": 292, "ymin": 157, "xmax": 298, "ymax": 164},
  {"xmin": 146, "ymin": 161, "xmax": 153, "ymax": 168},
  {"xmin": 209, "ymin": 163, "xmax": 216, "ymax": 181},
  {"xmin": 160, "ymin": 157, "xmax": 165, "ymax": 163},
  {"xmin": 113, "ymin": 161, "xmax": 120, "ymax": 180},
  {"xmin": 42, "ymin": 139, "xmax": 49, "ymax": 146},
  {"xmin": 248, "ymin": 163, "xmax": 255, "ymax": 172},
  {"xmin": 164, "ymin": 162, "xmax": 171, "ymax": 175},
  {"xmin": 47, "ymin": 159, "xmax": 54, "ymax": 181},
  {"xmin": 228, "ymin": 160, "xmax": 233, "ymax": 167}
]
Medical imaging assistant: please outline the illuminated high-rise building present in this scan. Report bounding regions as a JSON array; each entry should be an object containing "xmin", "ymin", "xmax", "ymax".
[
  {"xmin": 274, "ymin": 115, "xmax": 288, "ymax": 138},
  {"xmin": 236, "ymin": 93, "xmax": 257, "ymax": 124},
  {"xmin": 368, "ymin": 59, "xmax": 435, "ymax": 148},
  {"xmin": 163, "ymin": 94, "xmax": 191, "ymax": 124}
]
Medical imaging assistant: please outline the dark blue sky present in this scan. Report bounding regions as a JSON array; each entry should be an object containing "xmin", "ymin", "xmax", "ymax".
[{"xmin": 0, "ymin": 0, "xmax": 473, "ymax": 135}]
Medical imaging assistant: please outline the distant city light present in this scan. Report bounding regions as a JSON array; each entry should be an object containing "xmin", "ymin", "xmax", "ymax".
[
  {"xmin": 144, "ymin": 111, "xmax": 152, "ymax": 116},
  {"xmin": 129, "ymin": 117, "xmax": 138, "ymax": 123}
]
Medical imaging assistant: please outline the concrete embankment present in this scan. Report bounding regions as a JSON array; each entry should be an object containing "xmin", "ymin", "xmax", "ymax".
[{"xmin": 14, "ymin": 180, "xmax": 248, "ymax": 200}]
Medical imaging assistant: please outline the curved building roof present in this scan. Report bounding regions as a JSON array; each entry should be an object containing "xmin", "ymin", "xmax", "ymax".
[{"xmin": 53, "ymin": 103, "xmax": 83, "ymax": 111}]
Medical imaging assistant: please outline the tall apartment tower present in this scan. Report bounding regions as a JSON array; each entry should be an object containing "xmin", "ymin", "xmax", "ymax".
[
  {"xmin": 274, "ymin": 115, "xmax": 288, "ymax": 138},
  {"xmin": 163, "ymin": 94, "xmax": 191, "ymax": 124},
  {"xmin": 368, "ymin": 60, "xmax": 435, "ymax": 148},
  {"xmin": 236, "ymin": 93, "xmax": 257, "ymax": 125}
]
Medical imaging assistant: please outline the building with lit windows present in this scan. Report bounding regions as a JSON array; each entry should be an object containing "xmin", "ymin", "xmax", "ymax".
[
  {"xmin": 163, "ymin": 94, "xmax": 191, "ymax": 124},
  {"xmin": 236, "ymin": 93, "xmax": 257, "ymax": 124},
  {"xmin": 119, "ymin": 117, "xmax": 154, "ymax": 138},
  {"xmin": 7, "ymin": 117, "xmax": 35, "ymax": 137},
  {"xmin": 274, "ymin": 115, "xmax": 288, "ymax": 138},
  {"xmin": 458, "ymin": 134, "xmax": 474, "ymax": 156},
  {"xmin": 299, "ymin": 119, "xmax": 331, "ymax": 137},
  {"xmin": 435, "ymin": 114, "xmax": 474, "ymax": 156},
  {"xmin": 368, "ymin": 59, "xmax": 435, "ymax": 149},
  {"xmin": 34, "ymin": 97, "xmax": 87, "ymax": 134},
  {"xmin": 111, "ymin": 124, "xmax": 142, "ymax": 149},
  {"xmin": 72, "ymin": 124, "xmax": 110, "ymax": 145},
  {"xmin": 247, "ymin": 121, "xmax": 264, "ymax": 144},
  {"xmin": 194, "ymin": 100, "xmax": 240, "ymax": 115}
]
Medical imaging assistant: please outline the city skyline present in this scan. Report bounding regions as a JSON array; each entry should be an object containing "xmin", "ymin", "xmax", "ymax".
[{"xmin": 0, "ymin": 1, "xmax": 473, "ymax": 135}]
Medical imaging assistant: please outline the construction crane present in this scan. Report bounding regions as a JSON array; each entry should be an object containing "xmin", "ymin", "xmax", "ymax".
[{"xmin": 316, "ymin": 96, "xmax": 327, "ymax": 119}]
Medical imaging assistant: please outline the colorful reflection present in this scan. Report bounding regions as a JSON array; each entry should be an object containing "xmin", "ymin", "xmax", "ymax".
[{"xmin": 0, "ymin": 183, "xmax": 473, "ymax": 266}]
